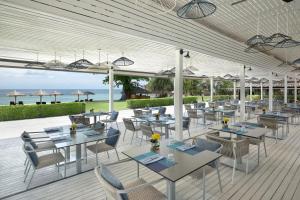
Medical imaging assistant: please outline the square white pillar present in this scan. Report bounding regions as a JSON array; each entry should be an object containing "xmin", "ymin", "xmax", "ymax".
[
  {"xmin": 260, "ymin": 82, "xmax": 263, "ymax": 100},
  {"xmin": 210, "ymin": 77, "xmax": 214, "ymax": 102},
  {"xmin": 108, "ymin": 67, "xmax": 114, "ymax": 112},
  {"xmin": 284, "ymin": 75, "xmax": 288, "ymax": 104},
  {"xmin": 174, "ymin": 49, "xmax": 183, "ymax": 140},
  {"xmin": 294, "ymin": 76, "xmax": 297, "ymax": 103},
  {"xmin": 233, "ymin": 80, "xmax": 236, "ymax": 100},
  {"xmin": 269, "ymin": 73, "xmax": 273, "ymax": 111},
  {"xmin": 250, "ymin": 82, "xmax": 253, "ymax": 101},
  {"xmin": 240, "ymin": 66, "xmax": 246, "ymax": 122}
]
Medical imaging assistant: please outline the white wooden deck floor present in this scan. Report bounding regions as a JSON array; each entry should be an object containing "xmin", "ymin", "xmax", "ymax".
[{"xmin": 1, "ymin": 117, "xmax": 300, "ymax": 200}]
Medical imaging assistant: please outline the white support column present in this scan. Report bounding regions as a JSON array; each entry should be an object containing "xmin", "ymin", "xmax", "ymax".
[
  {"xmin": 240, "ymin": 66, "xmax": 246, "ymax": 122},
  {"xmin": 108, "ymin": 67, "xmax": 114, "ymax": 112},
  {"xmin": 250, "ymin": 82, "xmax": 253, "ymax": 101},
  {"xmin": 260, "ymin": 82, "xmax": 263, "ymax": 100},
  {"xmin": 269, "ymin": 72, "xmax": 273, "ymax": 111},
  {"xmin": 174, "ymin": 49, "xmax": 183, "ymax": 140},
  {"xmin": 210, "ymin": 77, "xmax": 214, "ymax": 102},
  {"xmin": 233, "ymin": 80, "xmax": 237, "ymax": 100},
  {"xmin": 294, "ymin": 76, "xmax": 297, "ymax": 103},
  {"xmin": 284, "ymin": 75, "xmax": 288, "ymax": 104}
]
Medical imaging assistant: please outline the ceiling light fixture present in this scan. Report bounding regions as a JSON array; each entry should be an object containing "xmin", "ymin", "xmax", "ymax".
[{"xmin": 177, "ymin": 0, "xmax": 216, "ymax": 19}]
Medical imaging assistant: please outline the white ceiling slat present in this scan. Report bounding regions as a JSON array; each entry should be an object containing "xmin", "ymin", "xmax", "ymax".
[
  {"xmin": 0, "ymin": 0, "xmax": 298, "ymax": 78},
  {"xmin": 3, "ymin": 0, "xmax": 282, "ymax": 68}
]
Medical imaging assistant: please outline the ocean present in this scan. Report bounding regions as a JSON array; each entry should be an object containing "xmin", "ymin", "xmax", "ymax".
[{"xmin": 0, "ymin": 89, "xmax": 122, "ymax": 105}]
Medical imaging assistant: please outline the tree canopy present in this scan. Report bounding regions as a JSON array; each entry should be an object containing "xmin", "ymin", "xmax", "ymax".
[{"xmin": 147, "ymin": 78, "xmax": 173, "ymax": 97}]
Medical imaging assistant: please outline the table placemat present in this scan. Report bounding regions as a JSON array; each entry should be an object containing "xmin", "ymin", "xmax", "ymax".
[{"xmin": 168, "ymin": 141, "xmax": 202, "ymax": 156}]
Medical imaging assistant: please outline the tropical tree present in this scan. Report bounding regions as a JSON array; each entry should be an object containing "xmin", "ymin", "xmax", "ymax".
[
  {"xmin": 147, "ymin": 78, "xmax": 173, "ymax": 97},
  {"xmin": 183, "ymin": 79, "xmax": 209, "ymax": 97},
  {"xmin": 215, "ymin": 80, "xmax": 233, "ymax": 95},
  {"xmin": 103, "ymin": 75, "xmax": 148, "ymax": 100}
]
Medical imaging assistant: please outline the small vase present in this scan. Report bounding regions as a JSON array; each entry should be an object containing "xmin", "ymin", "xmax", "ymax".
[
  {"xmin": 70, "ymin": 129, "xmax": 76, "ymax": 135},
  {"xmin": 151, "ymin": 141, "xmax": 160, "ymax": 151}
]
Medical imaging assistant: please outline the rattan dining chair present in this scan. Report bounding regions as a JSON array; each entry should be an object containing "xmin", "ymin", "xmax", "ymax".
[
  {"xmin": 86, "ymin": 127, "xmax": 121, "ymax": 165},
  {"xmin": 140, "ymin": 123, "xmax": 154, "ymax": 145},
  {"xmin": 133, "ymin": 109, "xmax": 143, "ymax": 117},
  {"xmin": 158, "ymin": 107, "xmax": 167, "ymax": 115},
  {"xmin": 23, "ymin": 143, "xmax": 66, "ymax": 189},
  {"xmin": 258, "ymin": 116, "xmax": 283, "ymax": 143},
  {"xmin": 69, "ymin": 115, "xmax": 90, "ymax": 126},
  {"xmin": 204, "ymin": 112, "xmax": 219, "ymax": 126},
  {"xmin": 101, "ymin": 111, "xmax": 119, "ymax": 131},
  {"xmin": 206, "ymin": 131, "xmax": 250, "ymax": 183},
  {"xmin": 187, "ymin": 109, "xmax": 203, "ymax": 126},
  {"xmin": 169, "ymin": 117, "xmax": 191, "ymax": 137},
  {"xmin": 123, "ymin": 118, "xmax": 141, "ymax": 143},
  {"xmin": 94, "ymin": 159, "xmax": 166, "ymax": 200}
]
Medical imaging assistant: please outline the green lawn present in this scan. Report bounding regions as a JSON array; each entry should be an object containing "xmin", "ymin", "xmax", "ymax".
[{"xmin": 85, "ymin": 101, "xmax": 128, "ymax": 112}]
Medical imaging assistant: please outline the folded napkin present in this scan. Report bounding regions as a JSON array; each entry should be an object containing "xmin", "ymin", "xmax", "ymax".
[
  {"xmin": 139, "ymin": 154, "xmax": 165, "ymax": 165},
  {"xmin": 176, "ymin": 144, "xmax": 196, "ymax": 151},
  {"xmin": 44, "ymin": 127, "xmax": 62, "ymax": 133}
]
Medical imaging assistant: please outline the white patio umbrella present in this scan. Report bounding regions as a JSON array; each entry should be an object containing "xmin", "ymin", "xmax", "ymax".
[
  {"xmin": 7, "ymin": 90, "xmax": 26, "ymax": 104},
  {"xmin": 72, "ymin": 90, "xmax": 85, "ymax": 101},
  {"xmin": 31, "ymin": 89, "xmax": 49, "ymax": 103},
  {"xmin": 50, "ymin": 91, "xmax": 63, "ymax": 102}
]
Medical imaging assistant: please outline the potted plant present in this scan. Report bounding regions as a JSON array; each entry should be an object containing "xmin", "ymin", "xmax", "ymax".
[
  {"xmin": 222, "ymin": 117, "xmax": 229, "ymax": 129},
  {"xmin": 70, "ymin": 122, "xmax": 77, "ymax": 135}
]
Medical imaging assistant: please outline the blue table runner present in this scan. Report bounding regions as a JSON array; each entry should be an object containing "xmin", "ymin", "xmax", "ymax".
[{"xmin": 167, "ymin": 141, "xmax": 203, "ymax": 156}]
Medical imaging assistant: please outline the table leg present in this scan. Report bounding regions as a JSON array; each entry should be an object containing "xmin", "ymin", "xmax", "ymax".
[
  {"xmin": 94, "ymin": 116, "xmax": 97, "ymax": 125},
  {"xmin": 76, "ymin": 144, "xmax": 82, "ymax": 173},
  {"xmin": 165, "ymin": 124, "xmax": 169, "ymax": 139},
  {"xmin": 166, "ymin": 180, "xmax": 175, "ymax": 200},
  {"xmin": 203, "ymin": 167, "xmax": 206, "ymax": 200},
  {"xmin": 65, "ymin": 146, "xmax": 71, "ymax": 162}
]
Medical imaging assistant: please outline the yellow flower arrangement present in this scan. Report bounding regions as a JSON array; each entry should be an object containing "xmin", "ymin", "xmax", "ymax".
[
  {"xmin": 223, "ymin": 117, "xmax": 230, "ymax": 123},
  {"xmin": 71, "ymin": 122, "xmax": 77, "ymax": 130},
  {"xmin": 151, "ymin": 133, "xmax": 161, "ymax": 141}
]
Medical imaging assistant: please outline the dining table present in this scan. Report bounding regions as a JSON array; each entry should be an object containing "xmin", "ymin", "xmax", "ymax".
[
  {"xmin": 123, "ymin": 141, "xmax": 222, "ymax": 200},
  {"xmin": 44, "ymin": 125, "xmax": 108, "ymax": 174}
]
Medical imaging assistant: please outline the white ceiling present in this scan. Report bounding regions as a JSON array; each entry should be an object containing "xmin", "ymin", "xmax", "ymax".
[{"xmin": 0, "ymin": 0, "xmax": 298, "ymax": 79}]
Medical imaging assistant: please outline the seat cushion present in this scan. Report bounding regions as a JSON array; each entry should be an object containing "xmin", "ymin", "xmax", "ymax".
[
  {"xmin": 110, "ymin": 111, "xmax": 119, "ymax": 121},
  {"xmin": 37, "ymin": 152, "xmax": 65, "ymax": 169},
  {"xmin": 87, "ymin": 142, "xmax": 114, "ymax": 154},
  {"xmin": 35, "ymin": 141, "xmax": 56, "ymax": 151},
  {"xmin": 101, "ymin": 165, "xmax": 128, "ymax": 200},
  {"xmin": 125, "ymin": 178, "xmax": 166, "ymax": 200},
  {"xmin": 105, "ymin": 128, "xmax": 120, "ymax": 146}
]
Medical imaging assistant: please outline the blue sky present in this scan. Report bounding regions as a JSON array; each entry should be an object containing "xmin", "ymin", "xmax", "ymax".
[{"xmin": 0, "ymin": 68, "xmax": 109, "ymax": 89}]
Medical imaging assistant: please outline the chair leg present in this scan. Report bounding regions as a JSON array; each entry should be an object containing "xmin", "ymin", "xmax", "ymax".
[
  {"xmin": 263, "ymin": 138, "xmax": 267, "ymax": 157},
  {"xmin": 24, "ymin": 164, "xmax": 31, "ymax": 182},
  {"xmin": 115, "ymin": 148, "xmax": 120, "ymax": 161},
  {"xmin": 64, "ymin": 157, "xmax": 67, "ymax": 178},
  {"xmin": 216, "ymin": 160, "xmax": 222, "ymax": 192},
  {"xmin": 84, "ymin": 143, "xmax": 88, "ymax": 164},
  {"xmin": 203, "ymin": 167, "xmax": 206, "ymax": 200},
  {"xmin": 232, "ymin": 159, "xmax": 236, "ymax": 184},
  {"xmin": 123, "ymin": 129, "xmax": 127, "ymax": 141},
  {"xmin": 246, "ymin": 153, "xmax": 249, "ymax": 175},
  {"xmin": 257, "ymin": 143, "xmax": 260, "ymax": 165},
  {"xmin": 26, "ymin": 169, "xmax": 36, "ymax": 190},
  {"xmin": 188, "ymin": 129, "xmax": 191, "ymax": 137},
  {"xmin": 106, "ymin": 151, "xmax": 110, "ymax": 158},
  {"xmin": 24, "ymin": 157, "xmax": 28, "ymax": 166},
  {"xmin": 24, "ymin": 160, "xmax": 30, "ymax": 174},
  {"xmin": 131, "ymin": 131, "xmax": 135, "ymax": 144},
  {"xmin": 116, "ymin": 122, "xmax": 119, "ymax": 130}
]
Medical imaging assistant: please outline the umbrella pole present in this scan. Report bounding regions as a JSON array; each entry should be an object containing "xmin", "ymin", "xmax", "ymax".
[
  {"xmin": 14, "ymin": 96, "xmax": 17, "ymax": 104},
  {"xmin": 40, "ymin": 96, "xmax": 42, "ymax": 103},
  {"xmin": 78, "ymin": 95, "xmax": 79, "ymax": 102},
  {"xmin": 87, "ymin": 94, "xmax": 89, "ymax": 100},
  {"xmin": 55, "ymin": 95, "xmax": 57, "ymax": 103}
]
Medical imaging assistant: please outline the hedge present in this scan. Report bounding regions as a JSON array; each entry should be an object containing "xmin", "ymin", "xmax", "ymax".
[
  {"xmin": 126, "ymin": 96, "xmax": 198, "ymax": 109},
  {"xmin": 0, "ymin": 103, "xmax": 85, "ymax": 121}
]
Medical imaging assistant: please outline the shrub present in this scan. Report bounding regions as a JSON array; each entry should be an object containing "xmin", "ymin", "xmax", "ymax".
[
  {"xmin": 126, "ymin": 96, "xmax": 197, "ymax": 109},
  {"xmin": 0, "ymin": 103, "xmax": 85, "ymax": 121}
]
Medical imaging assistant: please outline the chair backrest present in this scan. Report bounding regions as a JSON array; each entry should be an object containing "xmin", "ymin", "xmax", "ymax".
[
  {"xmin": 140, "ymin": 123, "xmax": 153, "ymax": 138},
  {"xmin": 208, "ymin": 102, "xmax": 216, "ymax": 108},
  {"xmin": 95, "ymin": 165, "xmax": 128, "ymax": 200},
  {"xmin": 194, "ymin": 102, "xmax": 205, "ymax": 109},
  {"xmin": 204, "ymin": 112, "xmax": 218, "ymax": 121},
  {"xmin": 158, "ymin": 107, "xmax": 166, "ymax": 115},
  {"xmin": 205, "ymin": 131, "xmax": 249, "ymax": 159},
  {"xmin": 182, "ymin": 117, "xmax": 190, "ymax": 129},
  {"xmin": 110, "ymin": 111, "xmax": 119, "ymax": 121},
  {"xmin": 123, "ymin": 118, "xmax": 136, "ymax": 132},
  {"xmin": 258, "ymin": 116, "xmax": 278, "ymax": 130},
  {"xmin": 187, "ymin": 109, "xmax": 198, "ymax": 118},
  {"xmin": 184, "ymin": 104, "xmax": 192, "ymax": 111},
  {"xmin": 133, "ymin": 109, "xmax": 143, "ymax": 117},
  {"xmin": 105, "ymin": 128, "xmax": 121, "ymax": 147},
  {"xmin": 69, "ymin": 115, "xmax": 90, "ymax": 126},
  {"xmin": 94, "ymin": 122, "xmax": 105, "ymax": 133},
  {"xmin": 23, "ymin": 144, "xmax": 39, "ymax": 168}
]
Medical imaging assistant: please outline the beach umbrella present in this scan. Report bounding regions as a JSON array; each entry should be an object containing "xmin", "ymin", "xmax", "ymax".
[
  {"xmin": 72, "ymin": 90, "xmax": 85, "ymax": 101},
  {"xmin": 50, "ymin": 91, "xmax": 63, "ymax": 102},
  {"xmin": 7, "ymin": 90, "xmax": 26, "ymax": 104},
  {"xmin": 31, "ymin": 89, "xmax": 49, "ymax": 103},
  {"xmin": 83, "ymin": 91, "xmax": 95, "ymax": 100}
]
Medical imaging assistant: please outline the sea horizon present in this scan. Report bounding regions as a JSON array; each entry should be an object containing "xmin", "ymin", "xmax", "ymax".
[{"xmin": 0, "ymin": 89, "xmax": 122, "ymax": 105}]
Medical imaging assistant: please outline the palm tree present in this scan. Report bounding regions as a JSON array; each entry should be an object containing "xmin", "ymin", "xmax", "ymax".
[{"xmin": 147, "ymin": 78, "xmax": 173, "ymax": 97}]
